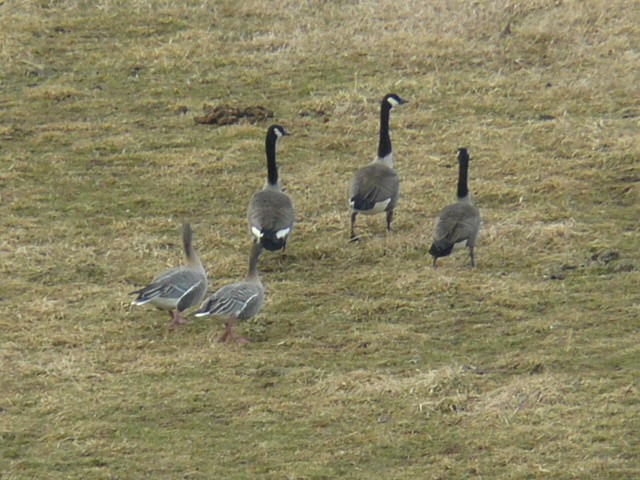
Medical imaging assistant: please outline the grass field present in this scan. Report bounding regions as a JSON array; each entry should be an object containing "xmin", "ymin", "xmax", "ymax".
[{"xmin": 1, "ymin": 0, "xmax": 639, "ymax": 478}]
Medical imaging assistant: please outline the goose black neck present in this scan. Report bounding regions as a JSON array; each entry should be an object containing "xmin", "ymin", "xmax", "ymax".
[
  {"xmin": 377, "ymin": 101, "xmax": 393, "ymax": 159},
  {"xmin": 266, "ymin": 132, "xmax": 279, "ymax": 186},
  {"xmin": 457, "ymin": 157, "xmax": 470, "ymax": 200}
]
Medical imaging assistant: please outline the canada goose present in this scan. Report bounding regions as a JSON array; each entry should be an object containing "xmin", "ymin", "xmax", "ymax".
[
  {"xmin": 248, "ymin": 124, "xmax": 294, "ymax": 252},
  {"xmin": 131, "ymin": 223, "xmax": 208, "ymax": 329},
  {"xmin": 429, "ymin": 148, "xmax": 481, "ymax": 268},
  {"xmin": 194, "ymin": 242, "xmax": 264, "ymax": 344},
  {"xmin": 349, "ymin": 93, "xmax": 407, "ymax": 241}
]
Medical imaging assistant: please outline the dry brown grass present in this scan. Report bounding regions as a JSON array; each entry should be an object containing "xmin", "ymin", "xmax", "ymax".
[{"xmin": 1, "ymin": 0, "xmax": 639, "ymax": 478}]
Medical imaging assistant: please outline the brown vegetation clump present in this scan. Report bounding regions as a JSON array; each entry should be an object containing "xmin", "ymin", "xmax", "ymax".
[{"xmin": 194, "ymin": 104, "xmax": 274, "ymax": 125}]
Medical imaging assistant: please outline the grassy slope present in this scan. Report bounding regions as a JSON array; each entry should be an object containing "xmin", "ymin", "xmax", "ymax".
[{"xmin": 1, "ymin": 0, "xmax": 638, "ymax": 478}]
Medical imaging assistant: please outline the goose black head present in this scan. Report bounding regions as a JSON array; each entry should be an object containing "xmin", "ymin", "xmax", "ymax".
[
  {"xmin": 269, "ymin": 124, "xmax": 289, "ymax": 139},
  {"xmin": 383, "ymin": 93, "xmax": 407, "ymax": 108},
  {"xmin": 457, "ymin": 147, "xmax": 470, "ymax": 163}
]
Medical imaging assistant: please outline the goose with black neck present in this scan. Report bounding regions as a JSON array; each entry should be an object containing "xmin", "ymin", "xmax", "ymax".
[
  {"xmin": 248, "ymin": 124, "xmax": 294, "ymax": 253},
  {"xmin": 348, "ymin": 93, "xmax": 407, "ymax": 241},
  {"xmin": 429, "ymin": 148, "xmax": 481, "ymax": 268}
]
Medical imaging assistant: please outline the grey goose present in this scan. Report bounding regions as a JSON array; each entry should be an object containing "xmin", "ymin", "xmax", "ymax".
[
  {"xmin": 248, "ymin": 124, "xmax": 294, "ymax": 252},
  {"xmin": 131, "ymin": 223, "xmax": 208, "ymax": 329},
  {"xmin": 195, "ymin": 242, "xmax": 265, "ymax": 344},
  {"xmin": 349, "ymin": 93, "xmax": 407, "ymax": 241},
  {"xmin": 429, "ymin": 148, "xmax": 481, "ymax": 268}
]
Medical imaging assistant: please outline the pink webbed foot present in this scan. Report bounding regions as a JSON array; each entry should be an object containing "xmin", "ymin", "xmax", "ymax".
[
  {"xmin": 218, "ymin": 321, "xmax": 250, "ymax": 345},
  {"xmin": 169, "ymin": 311, "xmax": 190, "ymax": 330}
]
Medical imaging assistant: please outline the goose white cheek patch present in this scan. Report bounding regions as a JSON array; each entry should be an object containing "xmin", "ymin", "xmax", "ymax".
[
  {"xmin": 251, "ymin": 227, "xmax": 263, "ymax": 239},
  {"xmin": 387, "ymin": 97, "xmax": 400, "ymax": 107}
]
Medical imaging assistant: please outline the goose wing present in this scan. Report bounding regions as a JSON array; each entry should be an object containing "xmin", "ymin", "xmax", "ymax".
[
  {"xmin": 196, "ymin": 281, "xmax": 264, "ymax": 320},
  {"xmin": 434, "ymin": 203, "xmax": 480, "ymax": 244},
  {"xmin": 350, "ymin": 164, "xmax": 399, "ymax": 210},
  {"xmin": 131, "ymin": 267, "xmax": 207, "ymax": 311},
  {"xmin": 248, "ymin": 190, "xmax": 295, "ymax": 233}
]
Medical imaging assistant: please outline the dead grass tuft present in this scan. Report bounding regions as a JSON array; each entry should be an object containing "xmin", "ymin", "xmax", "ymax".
[{"xmin": 471, "ymin": 373, "xmax": 569, "ymax": 415}]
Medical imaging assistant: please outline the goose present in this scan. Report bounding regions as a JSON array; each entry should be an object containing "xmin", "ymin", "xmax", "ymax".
[
  {"xmin": 349, "ymin": 93, "xmax": 407, "ymax": 241},
  {"xmin": 131, "ymin": 223, "xmax": 208, "ymax": 329},
  {"xmin": 194, "ymin": 241, "xmax": 265, "ymax": 344},
  {"xmin": 247, "ymin": 124, "xmax": 294, "ymax": 252},
  {"xmin": 429, "ymin": 148, "xmax": 481, "ymax": 268}
]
